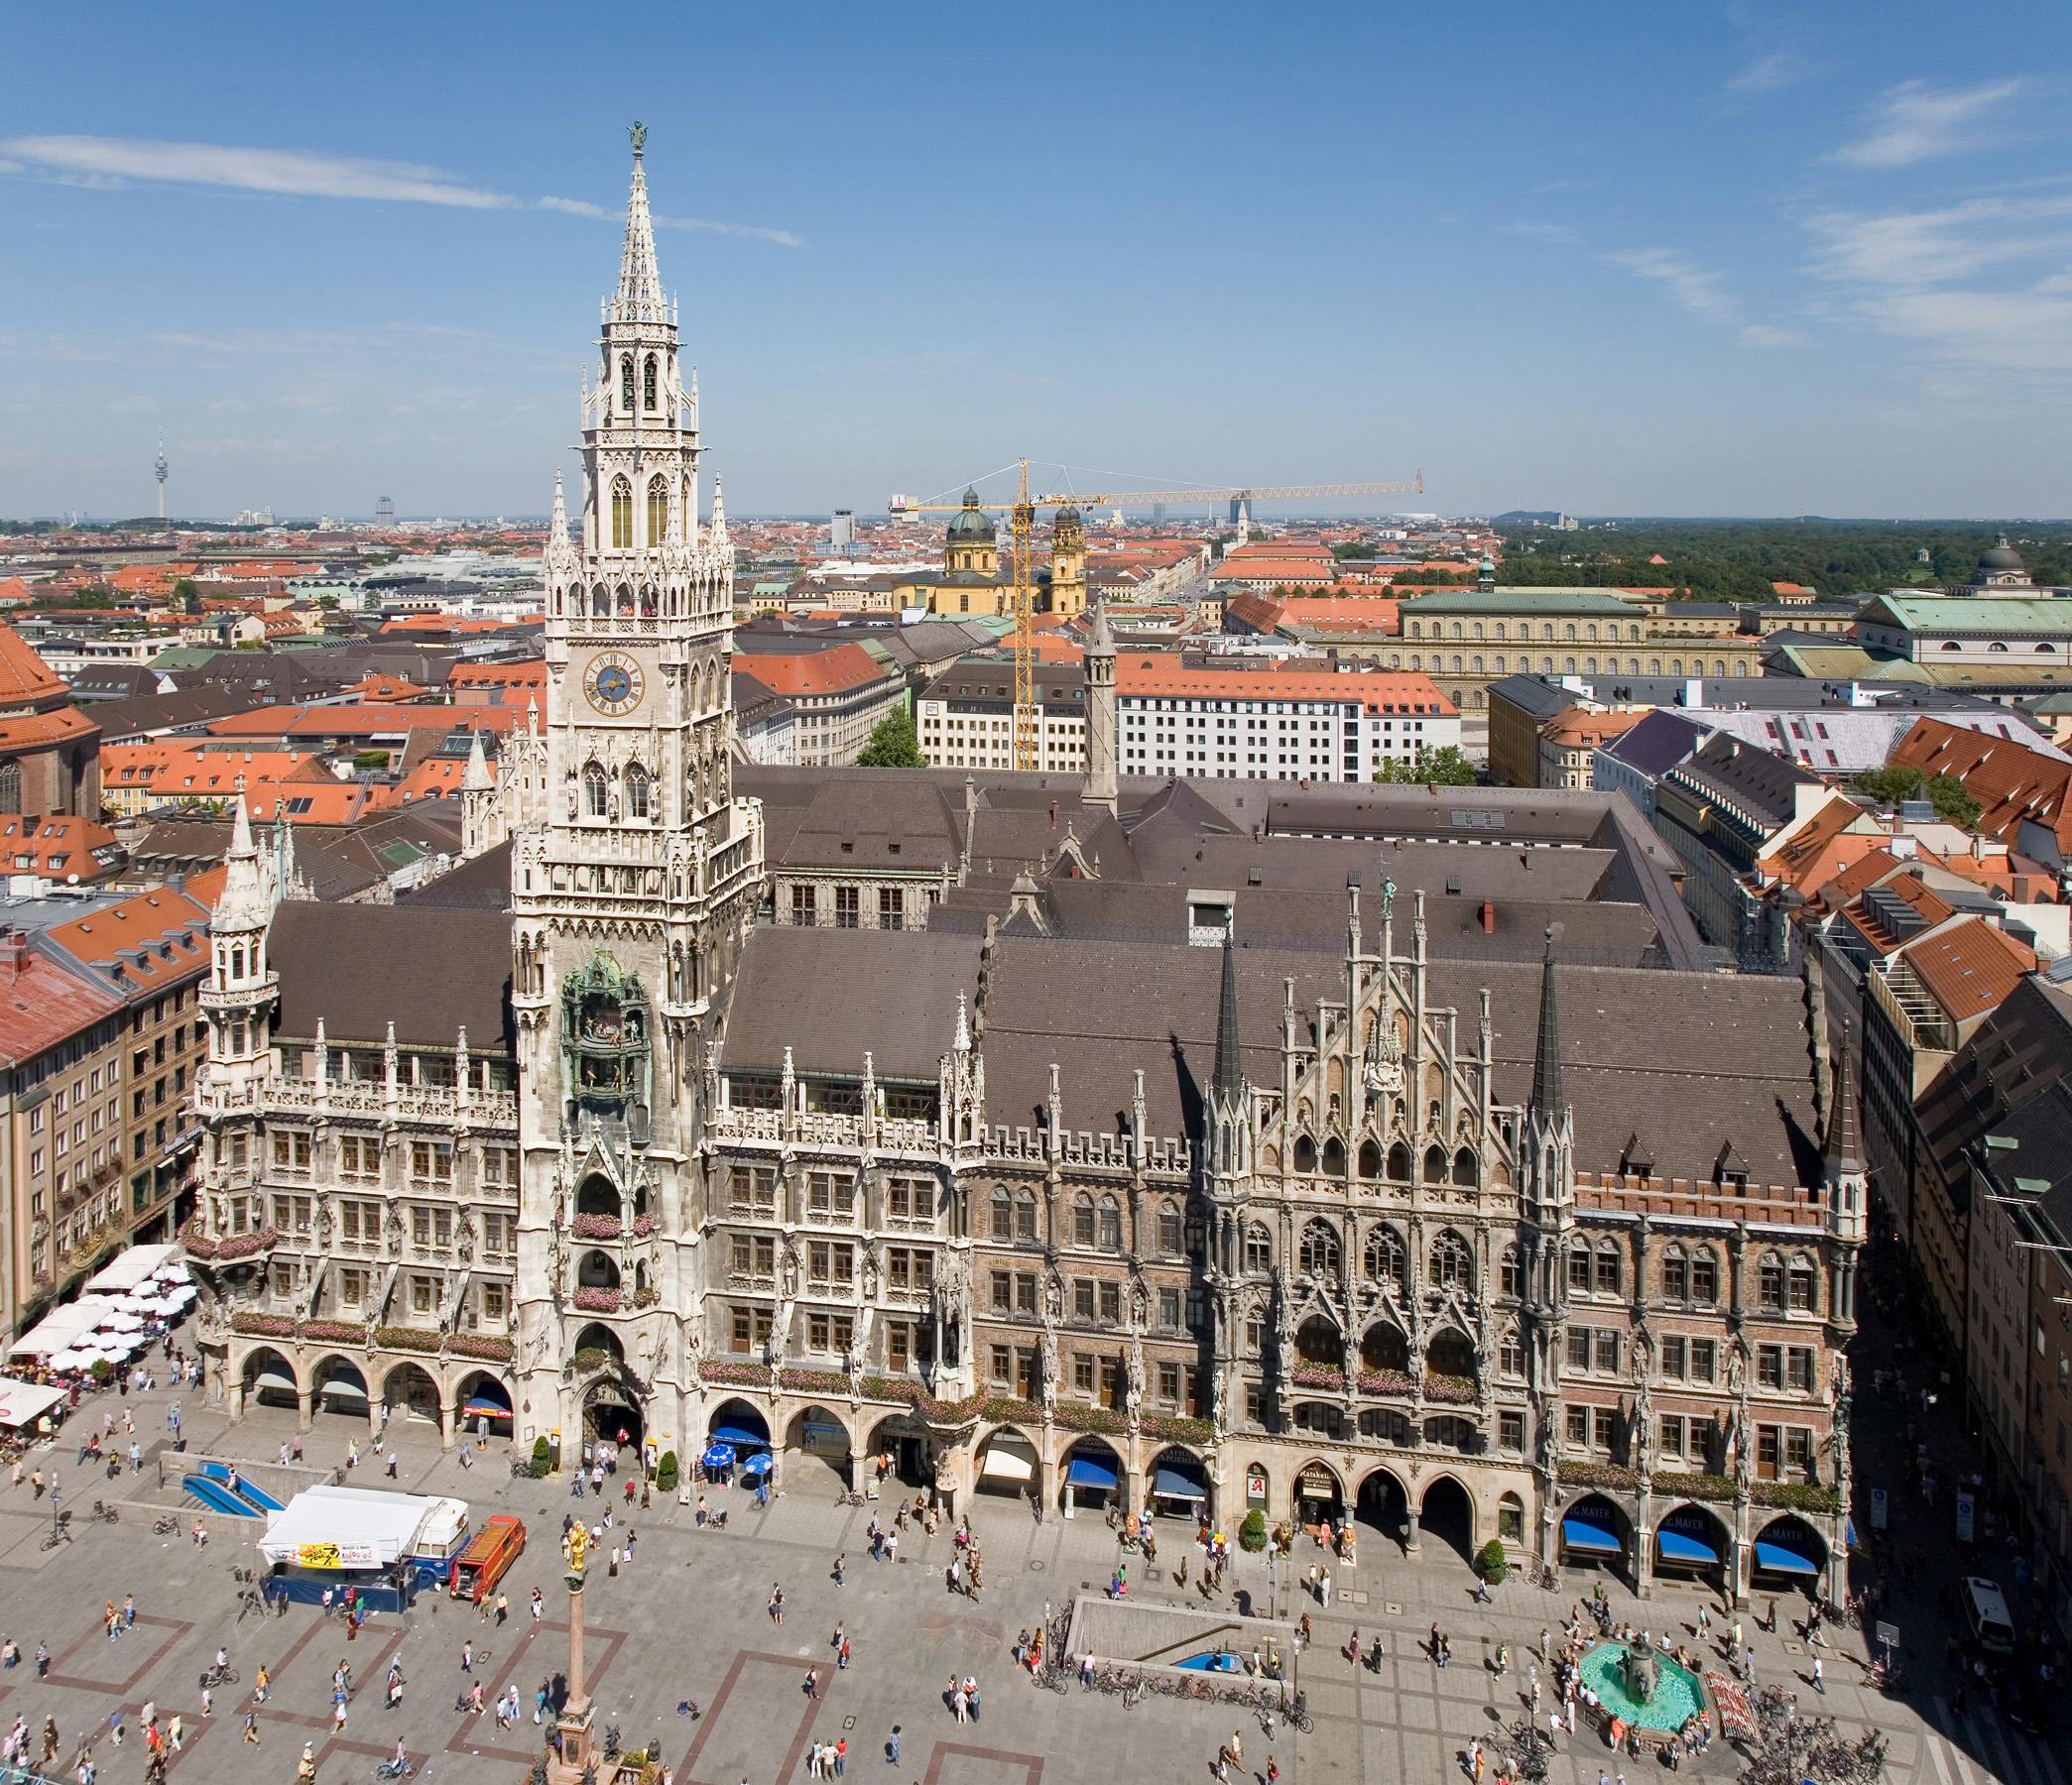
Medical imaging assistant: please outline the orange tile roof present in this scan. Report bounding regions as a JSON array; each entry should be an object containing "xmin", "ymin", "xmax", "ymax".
[
  {"xmin": 0, "ymin": 705, "xmax": 99, "ymax": 752},
  {"xmin": 204, "ymin": 702, "xmax": 527, "ymax": 738},
  {"xmin": 0, "ymin": 622, "xmax": 67, "ymax": 702},
  {"xmin": 1889, "ymin": 717, "xmax": 2072, "ymax": 853},
  {"xmin": 1822, "ymin": 848, "xmax": 1902, "ymax": 907},
  {"xmin": 1905, "ymin": 916, "xmax": 2035, "ymax": 1023},
  {"xmin": 0, "ymin": 576, "xmax": 35, "ymax": 607},
  {"xmin": 378, "ymin": 616, "xmax": 522, "ymax": 636},
  {"xmin": 345, "ymin": 675, "xmax": 430, "ymax": 702},
  {"xmin": 447, "ymin": 661, "xmax": 548, "ymax": 690},
  {"xmin": 42, "ymin": 886, "xmax": 211, "ymax": 972},
  {"xmin": 0, "ymin": 949, "xmax": 124, "ymax": 1066},
  {"xmin": 1540, "ymin": 707, "xmax": 1645, "ymax": 749},
  {"xmin": 0, "ymin": 814, "xmax": 122, "ymax": 882},
  {"xmin": 738, "ymin": 643, "xmax": 896, "ymax": 698},
  {"xmin": 1221, "ymin": 540, "xmax": 1334, "ymax": 563},
  {"xmin": 1117, "ymin": 658, "xmax": 1455, "ymax": 713}
]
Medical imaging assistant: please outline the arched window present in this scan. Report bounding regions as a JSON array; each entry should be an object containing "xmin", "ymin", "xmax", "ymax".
[
  {"xmin": 617, "ymin": 583, "xmax": 635, "ymax": 615},
  {"xmin": 1713, "ymin": 659, "xmax": 1726, "ymax": 676},
  {"xmin": 1565, "ymin": 623, "xmax": 1577, "ymax": 641},
  {"xmin": 1421, "ymin": 1144, "xmax": 1447, "ymax": 1184},
  {"xmin": 583, "ymin": 761, "xmax": 610, "ymax": 817},
  {"xmin": 1293, "ymin": 1134, "xmax": 1318, "ymax": 1173},
  {"xmin": 1452, "ymin": 1147, "xmax": 1479, "ymax": 1187},
  {"xmin": 592, "ymin": 583, "xmax": 609, "ymax": 616},
  {"xmin": 610, "ymin": 477, "xmax": 633, "ymax": 549},
  {"xmin": 1500, "ymin": 1245, "xmax": 1521, "ymax": 1297},
  {"xmin": 991, "ymin": 1191, "xmax": 1012, "ymax": 1240},
  {"xmin": 1990, "ymin": 641, "xmax": 2010, "ymax": 653},
  {"xmin": 1387, "ymin": 1140, "xmax": 1412, "ymax": 1181},
  {"xmin": 1758, "ymin": 1250, "xmax": 1785, "ymax": 1311},
  {"xmin": 1595, "ymin": 1238, "xmax": 1622, "ymax": 1295},
  {"xmin": 1299, "ymin": 1219, "xmax": 1341, "ymax": 1279},
  {"xmin": 1364, "ymin": 1227, "xmax": 1405, "ymax": 1295},
  {"xmin": 643, "ymin": 355, "xmax": 658, "ymax": 411},
  {"xmin": 1428, "ymin": 1230, "xmax": 1472, "ymax": 1292},
  {"xmin": 1097, "ymin": 1197, "xmax": 1122, "ymax": 1250},
  {"xmin": 1585, "ymin": 623, "xmax": 1598, "ymax": 642},
  {"xmin": 624, "ymin": 764, "xmax": 652, "ymax": 819},
  {"xmin": 1321, "ymin": 1136, "xmax": 1346, "ymax": 1176},
  {"xmin": 1072, "ymin": 1196, "xmax": 1096, "ymax": 1247},
  {"xmin": 1499, "ymin": 1491, "xmax": 1524, "ymax": 1538},
  {"xmin": 619, "ymin": 355, "xmax": 635, "ymax": 413},
  {"xmin": 1788, "ymin": 1253, "xmax": 1819, "ymax": 1312},
  {"xmin": 1452, "ymin": 622, "xmax": 1464, "ymax": 641},
  {"xmin": 1541, "ymin": 623, "xmax": 1554, "ymax": 641},
  {"xmin": 1358, "ymin": 1138, "xmax": 1382, "ymax": 1179},
  {"xmin": 1244, "ymin": 1224, "xmax": 1273, "ymax": 1272},
  {"xmin": 1015, "ymin": 1193, "xmax": 1037, "ymax": 1241},
  {"xmin": 647, "ymin": 475, "xmax": 668, "ymax": 546},
  {"xmin": 1567, "ymin": 1243, "xmax": 1593, "ymax": 1293}
]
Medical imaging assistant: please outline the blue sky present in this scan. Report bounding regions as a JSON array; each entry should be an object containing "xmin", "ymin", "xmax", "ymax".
[{"xmin": 2, "ymin": 1, "xmax": 2067, "ymax": 522}]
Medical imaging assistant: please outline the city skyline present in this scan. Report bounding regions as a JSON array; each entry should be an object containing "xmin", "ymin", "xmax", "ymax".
[{"xmin": 2, "ymin": 1, "xmax": 2067, "ymax": 521}]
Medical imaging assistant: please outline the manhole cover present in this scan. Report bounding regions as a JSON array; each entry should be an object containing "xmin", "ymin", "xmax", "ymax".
[
  {"xmin": 842, "ymin": 1718, "xmax": 855, "ymax": 1730},
  {"xmin": 1782, "ymin": 1642, "xmax": 1803, "ymax": 1655},
  {"xmin": 1029, "ymin": 1560, "xmax": 1045, "ymax": 1572},
  {"xmin": 1081, "ymin": 1581, "xmax": 1093, "ymax": 1590},
  {"xmin": 1385, "ymin": 1603, "xmax": 1402, "ymax": 1615},
  {"xmin": 896, "ymin": 1555, "xmax": 909, "ymax": 1564},
  {"xmin": 1147, "ymin": 1570, "xmax": 1162, "ymax": 1582}
]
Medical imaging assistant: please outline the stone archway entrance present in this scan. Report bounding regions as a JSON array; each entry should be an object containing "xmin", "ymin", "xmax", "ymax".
[
  {"xmin": 1419, "ymin": 1475, "xmax": 1476, "ymax": 1563},
  {"xmin": 1356, "ymin": 1467, "xmax": 1408, "ymax": 1548},
  {"xmin": 582, "ymin": 1379, "xmax": 643, "ymax": 1449}
]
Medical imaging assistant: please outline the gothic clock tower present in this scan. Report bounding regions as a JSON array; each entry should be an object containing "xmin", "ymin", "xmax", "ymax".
[{"xmin": 511, "ymin": 126, "xmax": 765, "ymax": 1458}]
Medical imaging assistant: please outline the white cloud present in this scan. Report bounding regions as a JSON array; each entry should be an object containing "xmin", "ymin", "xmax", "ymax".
[
  {"xmin": 1727, "ymin": 52, "xmax": 1808, "ymax": 94},
  {"xmin": 1829, "ymin": 78, "xmax": 2026, "ymax": 170},
  {"xmin": 1805, "ymin": 193, "xmax": 2072, "ymax": 371},
  {"xmin": 653, "ymin": 211, "xmax": 803, "ymax": 248},
  {"xmin": 1605, "ymin": 250, "xmax": 1797, "ymax": 348},
  {"xmin": 2, "ymin": 135, "xmax": 521, "ymax": 207},
  {"xmin": 540, "ymin": 195, "xmax": 607, "ymax": 217}
]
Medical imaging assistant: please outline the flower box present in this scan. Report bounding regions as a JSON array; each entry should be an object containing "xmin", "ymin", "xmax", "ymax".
[
  {"xmin": 373, "ymin": 1326, "xmax": 440, "ymax": 1355},
  {"xmin": 231, "ymin": 1312, "xmax": 298, "ymax": 1339},
  {"xmin": 629, "ymin": 1288, "xmax": 661, "ymax": 1310},
  {"xmin": 571, "ymin": 1214, "xmax": 622, "ymax": 1241},
  {"xmin": 1356, "ymin": 1369, "xmax": 1413, "ymax": 1397},
  {"xmin": 628, "ymin": 1214, "xmax": 659, "ymax": 1239},
  {"xmin": 448, "ymin": 1335, "xmax": 515, "ymax": 1363},
  {"xmin": 1140, "ymin": 1415, "xmax": 1214, "ymax": 1445},
  {"xmin": 573, "ymin": 1287, "xmax": 623, "ymax": 1313},
  {"xmin": 1423, "ymin": 1373, "xmax": 1477, "ymax": 1404},
  {"xmin": 1288, "ymin": 1365, "xmax": 1346, "ymax": 1390},
  {"xmin": 1556, "ymin": 1459, "xmax": 1640, "ymax": 1491},
  {"xmin": 700, "ymin": 1361, "xmax": 764, "ymax": 1386},
  {"xmin": 302, "ymin": 1321, "xmax": 367, "ymax": 1346},
  {"xmin": 779, "ymin": 1368, "xmax": 852, "ymax": 1396},
  {"xmin": 1751, "ymin": 1481, "xmax": 1840, "ymax": 1514}
]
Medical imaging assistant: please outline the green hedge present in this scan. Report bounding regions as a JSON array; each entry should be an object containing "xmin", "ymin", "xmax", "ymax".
[
  {"xmin": 1479, "ymin": 1537, "xmax": 1508, "ymax": 1585},
  {"xmin": 656, "ymin": 1450, "xmax": 678, "ymax": 1493},
  {"xmin": 1240, "ymin": 1509, "xmax": 1268, "ymax": 1553},
  {"xmin": 530, "ymin": 1435, "xmax": 552, "ymax": 1479}
]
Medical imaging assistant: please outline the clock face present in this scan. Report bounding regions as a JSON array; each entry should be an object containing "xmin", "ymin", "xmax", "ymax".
[{"xmin": 585, "ymin": 652, "xmax": 645, "ymax": 717}]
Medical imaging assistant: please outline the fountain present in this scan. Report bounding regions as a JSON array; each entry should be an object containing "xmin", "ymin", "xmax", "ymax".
[{"xmin": 1578, "ymin": 1638, "xmax": 1704, "ymax": 1732}]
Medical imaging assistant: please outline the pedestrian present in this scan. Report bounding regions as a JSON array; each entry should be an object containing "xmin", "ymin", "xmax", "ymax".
[
  {"xmin": 833, "ymin": 1735, "xmax": 846, "ymax": 1776},
  {"xmin": 256, "ymin": 1664, "xmax": 270, "ymax": 1703},
  {"xmin": 461, "ymin": 1642, "xmax": 473, "ymax": 1673},
  {"xmin": 833, "ymin": 1553, "xmax": 844, "ymax": 1587},
  {"xmin": 771, "ymin": 1585, "xmax": 785, "ymax": 1623},
  {"xmin": 950, "ymin": 1682, "xmax": 967, "ymax": 1725},
  {"xmin": 888, "ymin": 1726, "xmax": 901, "ymax": 1765},
  {"xmin": 200, "ymin": 1689, "xmax": 211, "ymax": 1719},
  {"xmin": 242, "ymin": 1715, "xmax": 258, "ymax": 1745},
  {"xmin": 346, "ymin": 1440, "xmax": 357, "ymax": 1470},
  {"xmin": 168, "ymin": 1716, "xmax": 183, "ymax": 1754},
  {"xmin": 387, "ymin": 1453, "xmax": 400, "ymax": 1480},
  {"xmin": 1812, "ymin": 1658, "xmax": 1824, "ymax": 1695}
]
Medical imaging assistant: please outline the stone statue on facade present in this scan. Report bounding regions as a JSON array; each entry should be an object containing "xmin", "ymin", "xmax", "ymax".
[{"xmin": 1039, "ymin": 1326, "xmax": 1058, "ymax": 1412}]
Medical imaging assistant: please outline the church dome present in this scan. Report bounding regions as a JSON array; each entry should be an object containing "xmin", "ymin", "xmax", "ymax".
[
  {"xmin": 1978, "ymin": 537, "xmax": 2025, "ymax": 573},
  {"xmin": 947, "ymin": 490, "xmax": 996, "ymax": 544}
]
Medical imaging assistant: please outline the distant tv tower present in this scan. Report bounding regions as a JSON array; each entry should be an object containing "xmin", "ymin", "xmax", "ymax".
[{"xmin": 155, "ymin": 431, "xmax": 169, "ymax": 521}]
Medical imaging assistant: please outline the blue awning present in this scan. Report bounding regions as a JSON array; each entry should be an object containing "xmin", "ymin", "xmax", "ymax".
[
  {"xmin": 1562, "ymin": 1515, "xmax": 1623, "ymax": 1555},
  {"xmin": 1754, "ymin": 1540, "xmax": 1819, "ymax": 1576},
  {"xmin": 1845, "ymin": 1520, "xmax": 1860, "ymax": 1550},
  {"xmin": 712, "ymin": 1425, "xmax": 769, "ymax": 1450},
  {"xmin": 1155, "ymin": 1466, "xmax": 1207, "ymax": 1500},
  {"xmin": 1656, "ymin": 1528, "xmax": 1719, "ymax": 1565},
  {"xmin": 1066, "ymin": 1457, "xmax": 1119, "ymax": 1490}
]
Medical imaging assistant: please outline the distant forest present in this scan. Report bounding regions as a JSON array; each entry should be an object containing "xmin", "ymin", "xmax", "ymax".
[{"xmin": 1492, "ymin": 520, "xmax": 2072, "ymax": 603}]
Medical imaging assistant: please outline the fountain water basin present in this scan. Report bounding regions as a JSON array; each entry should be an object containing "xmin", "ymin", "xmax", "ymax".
[{"xmin": 1578, "ymin": 1639, "xmax": 1705, "ymax": 1731}]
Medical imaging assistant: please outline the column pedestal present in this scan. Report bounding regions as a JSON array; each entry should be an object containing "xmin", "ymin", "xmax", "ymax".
[{"xmin": 1403, "ymin": 1507, "xmax": 1421, "ymax": 1555}]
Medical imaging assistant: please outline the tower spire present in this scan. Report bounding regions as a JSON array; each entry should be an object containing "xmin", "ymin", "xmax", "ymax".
[
  {"xmin": 1827, "ymin": 1019, "xmax": 1863, "ymax": 1177},
  {"xmin": 1213, "ymin": 925, "xmax": 1243, "ymax": 1103},
  {"xmin": 613, "ymin": 122, "xmax": 664, "ymax": 322},
  {"xmin": 550, "ymin": 472, "xmax": 569, "ymax": 547},
  {"xmin": 1529, "ymin": 926, "xmax": 1563, "ymax": 1121}
]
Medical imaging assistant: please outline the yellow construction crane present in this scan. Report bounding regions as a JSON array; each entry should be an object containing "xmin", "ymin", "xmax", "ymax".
[{"xmin": 898, "ymin": 461, "xmax": 1424, "ymax": 770}]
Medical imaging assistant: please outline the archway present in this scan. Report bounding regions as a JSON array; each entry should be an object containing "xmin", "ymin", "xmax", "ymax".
[
  {"xmin": 1425, "ymin": 1329, "xmax": 1476, "ymax": 1382},
  {"xmin": 1419, "ymin": 1474, "xmax": 1476, "ymax": 1562},
  {"xmin": 573, "ymin": 1323, "xmax": 623, "ymax": 1363},
  {"xmin": 576, "ymin": 1250, "xmax": 621, "ymax": 1289},
  {"xmin": 1356, "ymin": 1466, "xmax": 1408, "ymax": 1548},
  {"xmin": 310, "ymin": 1356, "xmax": 368, "ymax": 1420},
  {"xmin": 975, "ymin": 1424, "xmax": 1038, "ymax": 1501},
  {"xmin": 1560, "ymin": 1491, "xmax": 1630, "ymax": 1574},
  {"xmin": 1294, "ymin": 1316, "xmax": 1341, "ymax": 1366},
  {"xmin": 703, "ymin": 1399, "xmax": 769, "ymax": 1488},
  {"xmin": 1061, "ymin": 1436, "xmax": 1122, "ymax": 1517},
  {"xmin": 787, "ymin": 1405, "xmax": 854, "ymax": 1486},
  {"xmin": 583, "ymin": 1379, "xmax": 643, "ymax": 1450},
  {"xmin": 456, "ymin": 1370, "xmax": 513, "ymax": 1439},
  {"xmin": 1654, "ymin": 1501, "xmax": 1731, "ymax": 1587},
  {"xmin": 1294, "ymin": 1458, "xmax": 1344, "ymax": 1531},
  {"xmin": 1360, "ymin": 1324, "xmax": 1408, "ymax": 1374},
  {"xmin": 1752, "ymin": 1514, "xmax": 1827, "ymax": 1590},
  {"xmin": 242, "ymin": 1347, "xmax": 299, "ymax": 1410},
  {"xmin": 382, "ymin": 1362, "xmax": 440, "ymax": 1425},
  {"xmin": 1150, "ymin": 1446, "xmax": 1208, "ymax": 1520},
  {"xmin": 575, "ymin": 1174, "xmax": 620, "ymax": 1219},
  {"xmin": 865, "ymin": 1413, "xmax": 933, "ymax": 1491}
]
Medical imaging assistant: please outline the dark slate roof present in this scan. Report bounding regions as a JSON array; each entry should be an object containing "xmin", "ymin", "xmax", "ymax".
[
  {"xmin": 1601, "ymin": 708, "xmax": 1708, "ymax": 778},
  {"xmin": 88, "ymin": 685, "xmax": 271, "ymax": 741},
  {"xmin": 722, "ymin": 926, "xmax": 982, "ymax": 1082},
  {"xmin": 404, "ymin": 840, "xmax": 513, "ymax": 911},
  {"xmin": 969, "ymin": 935, "xmax": 1821, "ymax": 1184},
  {"xmin": 1670, "ymin": 729, "xmax": 1825, "ymax": 826},
  {"xmin": 269, "ymin": 903, "xmax": 514, "ymax": 1052},
  {"xmin": 1916, "ymin": 974, "xmax": 2072, "ymax": 1214}
]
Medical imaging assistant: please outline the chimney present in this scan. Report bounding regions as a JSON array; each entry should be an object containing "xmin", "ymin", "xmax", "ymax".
[
  {"xmin": 1480, "ymin": 898, "xmax": 1496, "ymax": 934},
  {"xmin": 0, "ymin": 930, "xmax": 28, "ymax": 982}
]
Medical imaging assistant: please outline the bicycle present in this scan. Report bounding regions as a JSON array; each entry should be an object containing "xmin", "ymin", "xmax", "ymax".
[
  {"xmin": 153, "ymin": 1515, "xmax": 181, "ymax": 1535},
  {"xmin": 833, "ymin": 1488, "xmax": 866, "ymax": 1507},
  {"xmin": 88, "ymin": 1500, "xmax": 119, "ymax": 1525},
  {"xmin": 199, "ymin": 1662, "xmax": 239, "ymax": 1690},
  {"xmin": 1287, "ymin": 1691, "xmax": 1313, "ymax": 1734}
]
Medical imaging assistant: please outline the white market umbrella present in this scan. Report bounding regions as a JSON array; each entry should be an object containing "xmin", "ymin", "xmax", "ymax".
[
  {"xmin": 99, "ymin": 1310, "xmax": 143, "ymax": 1330},
  {"xmin": 49, "ymin": 1349, "xmax": 89, "ymax": 1369}
]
